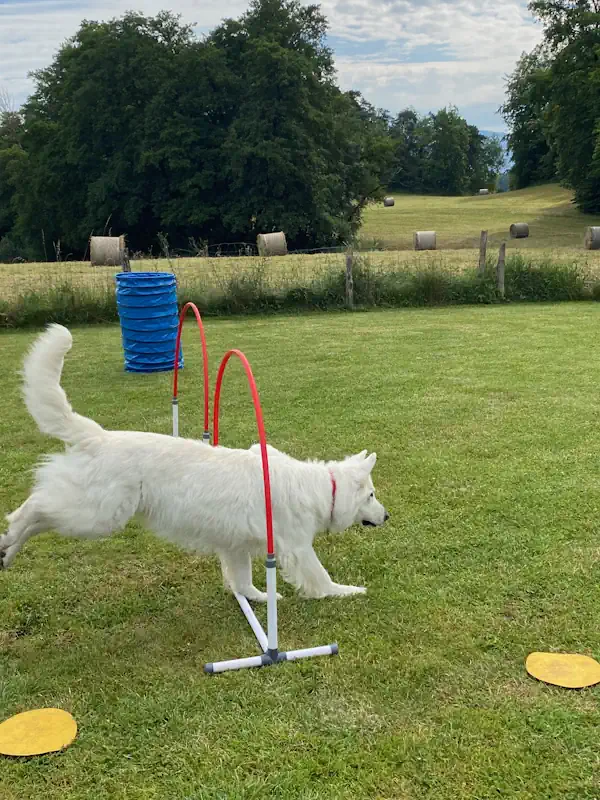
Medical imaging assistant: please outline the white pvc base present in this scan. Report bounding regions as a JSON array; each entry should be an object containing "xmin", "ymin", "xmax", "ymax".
[
  {"xmin": 205, "ymin": 644, "xmax": 339, "ymax": 674},
  {"xmin": 266, "ymin": 560, "xmax": 278, "ymax": 652},
  {"xmin": 204, "ymin": 592, "xmax": 338, "ymax": 674},
  {"xmin": 235, "ymin": 593, "xmax": 268, "ymax": 652}
]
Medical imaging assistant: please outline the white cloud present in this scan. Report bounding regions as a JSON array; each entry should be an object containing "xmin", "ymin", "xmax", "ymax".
[
  {"xmin": 322, "ymin": 0, "xmax": 539, "ymax": 58},
  {"xmin": 325, "ymin": 0, "xmax": 542, "ymax": 125},
  {"xmin": 335, "ymin": 57, "xmax": 522, "ymax": 127},
  {"xmin": 0, "ymin": 0, "xmax": 543, "ymax": 127},
  {"xmin": 0, "ymin": 0, "xmax": 247, "ymax": 99}
]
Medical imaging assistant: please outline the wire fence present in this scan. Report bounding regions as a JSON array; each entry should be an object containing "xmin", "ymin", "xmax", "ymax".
[
  {"xmin": 3, "ymin": 246, "xmax": 600, "ymax": 302},
  {"xmin": 137, "ymin": 241, "xmax": 373, "ymax": 259},
  {"xmin": 1, "ymin": 247, "xmax": 599, "ymax": 329}
]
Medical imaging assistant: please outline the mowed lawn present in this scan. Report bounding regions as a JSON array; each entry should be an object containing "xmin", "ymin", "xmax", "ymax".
[
  {"xmin": 2, "ymin": 306, "xmax": 600, "ymax": 798},
  {"xmin": 362, "ymin": 183, "xmax": 600, "ymax": 251}
]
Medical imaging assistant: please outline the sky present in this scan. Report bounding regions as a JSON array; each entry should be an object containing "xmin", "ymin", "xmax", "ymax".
[{"xmin": 0, "ymin": 0, "xmax": 543, "ymax": 132}]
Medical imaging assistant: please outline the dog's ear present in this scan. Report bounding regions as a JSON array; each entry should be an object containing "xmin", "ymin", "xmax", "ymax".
[
  {"xmin": 350, "ymin": 450, "xmax": 368, "ymax": 461},
  {"xmin": 358, "ymin": 453, "xmax": 377, "ymax": 475}
]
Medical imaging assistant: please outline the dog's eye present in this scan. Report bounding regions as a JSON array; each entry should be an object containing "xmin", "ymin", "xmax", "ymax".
[{"xmin": 369, "ymin": 492, "xmax": 374, "ymax": 499}]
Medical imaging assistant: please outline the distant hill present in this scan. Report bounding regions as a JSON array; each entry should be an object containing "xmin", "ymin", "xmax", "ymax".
[{"xmin": 362, "ymin": 183, "xmax": 596, "ymax": 250}]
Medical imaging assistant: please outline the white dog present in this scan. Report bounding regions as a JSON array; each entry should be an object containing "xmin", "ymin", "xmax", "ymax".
[{"xmin": 1, "ymin": 325, "xmax": 388, "ymax": 600}]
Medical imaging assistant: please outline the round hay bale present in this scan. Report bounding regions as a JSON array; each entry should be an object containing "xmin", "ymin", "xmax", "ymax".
[
  {"xmin": 256, "ymin": 232, "xmax": 288, "ymax": 257},
  {"xmin": 413, "ymin": 231, "xmax": 436, "ymax": 251},
  {"xmin": 510, "ymin": 222, "xmax": 529, "ymax": 239},
  {"xmin": 478, "ymin": 188, "xmax": 489, "ymax": 195},
  {"xmin": 584, "ymin": 227, "xmax": 600, "ymax": 250},
  {"xmin": 90, "ymin": 235, "xmax": 126, "ymax": 266},
  {"xmin": 383, "ymin": 196, "xmax": 395, "ymax": 207}
]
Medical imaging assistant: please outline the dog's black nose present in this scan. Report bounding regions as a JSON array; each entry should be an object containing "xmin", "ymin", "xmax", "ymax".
[{"xmin": 384, "ymin": 512, "xmax": 390, "ymax": 522}]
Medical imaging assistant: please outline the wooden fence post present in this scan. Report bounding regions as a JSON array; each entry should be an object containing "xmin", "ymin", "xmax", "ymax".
[
  {"xmin": 496, "ymin": 242, "xmax": 506, "ymax": 299},
  {"xmin": 121, "ymin": 246, "xmax": 131, "ymax": 272},
  {"xmin": 478, "ymin": 230, "xmax": 488, "ymax": 275},
  {"xmin": 345, "ymin": 250, "xmax": 354, "ymax": 309}
]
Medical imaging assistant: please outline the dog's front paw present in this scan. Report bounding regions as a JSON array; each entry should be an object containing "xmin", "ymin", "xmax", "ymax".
[
  {"xmin": 328, "ymin": 584, "xmax": 367, "ymax": 597},
  {"xmin": 0, "ymin": 536, "xmax": 8, "ymax": 570},
  {"xmin": 238, "ymin": 588, "xmax": 283, "ymax": 603},
  {"xmin": 0, "ymin": 545, "xmax": 12, "ymax": 570}
]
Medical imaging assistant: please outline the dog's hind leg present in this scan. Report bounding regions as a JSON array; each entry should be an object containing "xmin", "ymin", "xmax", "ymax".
[
  {"xmin": 218, "ymin": 549, "xmax": 282, "ymax": 604},
  {"xmin": 1, "ymin": 479, "xmax": 140, "ymax": 569},
  {"xmin": 0, "ymin": 495, "xmax": 49, "ymax": 569},
  {"xmin": 279, "ymin": 546, "xmax": 366, "ymax": 599}
]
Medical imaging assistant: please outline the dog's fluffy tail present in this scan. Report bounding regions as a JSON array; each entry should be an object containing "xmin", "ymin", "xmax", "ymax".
[{"xmin": 22, "ymin": 324, "xmax": 104, "ymax": 444}]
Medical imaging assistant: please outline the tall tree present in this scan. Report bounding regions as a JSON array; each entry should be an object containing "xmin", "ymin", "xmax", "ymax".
[
  {"xmin": 14, "ymin": 12, "xmax": 195, "ymax": 256},
  {"xmin": 467, "ymin": 126, "xmax": 505, "ymax": 192},
  {"xmin": 11, "ymin": 3, "xmax": 393, "ymax": 255},
  {"xmin": 208, "ymin": 0, "xmax": 393, "ymax": 246},
  {"xmin": 531, "ymin": 0, "xmax": 600, "ymax": 209},
  {"xmin": 502, "ymin": 2, "xmax": 600, "ymax": 209},
  {"xmin": 428, "ymin": 107, "xmax": 470, "ymax": 195},
  {"xmin": 0, "ymin": 110, "xmax": 25, "ymax": 240},
  {"xmin": 500, "ymin": 48, "xmax": 556, "ymax": 189},
  {"xmin": 388, "ymin": 109, "xmax": 434, "ymax": 193}
]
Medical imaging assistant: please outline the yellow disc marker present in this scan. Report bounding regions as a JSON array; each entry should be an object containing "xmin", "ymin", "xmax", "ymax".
[
  {"xmin": 0, "ymin": 708, "xmax": 77, "ymax": 757},
  {"xmin": 526, "ymin": 652, "xmax": 600, "ymax": 689}
]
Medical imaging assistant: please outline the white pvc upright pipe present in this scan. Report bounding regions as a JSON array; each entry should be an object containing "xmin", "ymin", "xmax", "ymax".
[
  {"xmin": 266, "ymin": 557, "xmax": 278, "ymax": 654},
  {"xmin": 172, "ymin": 399, "xmax": 179, "ymax": 437}
]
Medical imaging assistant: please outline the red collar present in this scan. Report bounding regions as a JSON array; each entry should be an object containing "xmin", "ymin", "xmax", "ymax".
[{"xmin": 329, "ymin": 470, "xmax": 337, "ymax": 525}]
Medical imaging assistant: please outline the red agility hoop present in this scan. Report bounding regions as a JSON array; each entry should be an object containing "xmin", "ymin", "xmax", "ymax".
[
  {"xmin": 172, "ymin": 302, "xmax": 210, "ymax": 440},
  {"xmin": 213, "ymin": 349, "xmax": 274, "ymax": 557}
]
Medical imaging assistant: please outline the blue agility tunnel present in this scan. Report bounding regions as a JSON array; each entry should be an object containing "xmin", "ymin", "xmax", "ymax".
[{"xmin": 115, "ymin": 272, "xmax": 183, "ymax": 373}]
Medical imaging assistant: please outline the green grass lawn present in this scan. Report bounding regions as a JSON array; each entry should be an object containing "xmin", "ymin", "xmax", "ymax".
[
  {"xmin": 362, "ymin": 184, "xmax": 600, "ymax": 251},
  {"xmin": 2, "ymin": 306, "xmax": 600, "ymax": 798}
]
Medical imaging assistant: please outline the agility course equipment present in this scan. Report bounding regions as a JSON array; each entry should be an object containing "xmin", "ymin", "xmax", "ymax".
[
  {"xmin": 173, "ymin": 303, "xmax": 338, "ymax": 674},
  {"xmin": 172, "ymin": 302, "xmax": 210, "ymax": 442},
  {"xmin": 115, "ymin": 272, "xmax": 183, "ymax": 373},
  {"xmin": 0, "ymin": 708, "xmax": 77, "ymax": 757},
  {"xmin": 526, "ymin": 652, "xmax": 600, "ymax": 689}
]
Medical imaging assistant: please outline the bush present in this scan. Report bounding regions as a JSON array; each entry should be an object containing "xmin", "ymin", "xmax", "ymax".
[
  {"xmin": 0, "ymin": 282, "xmax": 118, "ymax": 328},
  {"xmin": 0, "ymin": 235, "xmax": 27, "ymax": 264},
  {"xmin": 504, "ymin": 253, "xmax": 586, "ymax": 301}
]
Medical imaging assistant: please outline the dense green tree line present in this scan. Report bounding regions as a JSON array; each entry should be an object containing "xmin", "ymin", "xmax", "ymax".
[
  {"xmin": 501, "ymin": 0, "xmax": 600, "ymax": 211},
  {"xmin": 0, "ymin": 1, "xmax": 505, "ymax": 260},
  {"xmin": 388, "ymin": 107, "xmax": 504, "ymax": 196}
]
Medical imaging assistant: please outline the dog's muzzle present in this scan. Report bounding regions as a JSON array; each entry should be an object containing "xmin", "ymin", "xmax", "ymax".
[{"xmin": 362, "ymin": 511, "xmax": 390, "ymax": 527}]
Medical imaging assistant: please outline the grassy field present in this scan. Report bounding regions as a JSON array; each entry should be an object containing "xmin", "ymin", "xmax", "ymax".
[
  {"xmin": 2, "ymin": 307, "xmax": 600, "ymax": 798},
  {"xmin": 2, "ymin": 247, "xmax": 600, "ymax": 306},
  {"xmin": 3, "ymin": 185, "xmax": 600, "ymax": 305},
  {"xmin": 362, "ymin": 183, "xmax": 600, "ymax": 251}
]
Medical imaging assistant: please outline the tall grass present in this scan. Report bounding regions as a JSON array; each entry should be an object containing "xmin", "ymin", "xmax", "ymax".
[
  {"xmin": 0, "ymin": 254, "xmax": 597, "ymax": 329},
  {"xmin": 503, "ymin": 252, "xmax": 588, "ymax": 301},
  {"xmin": 0, "ymin": 280, "xmax": 118, "ymax": 328}
]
